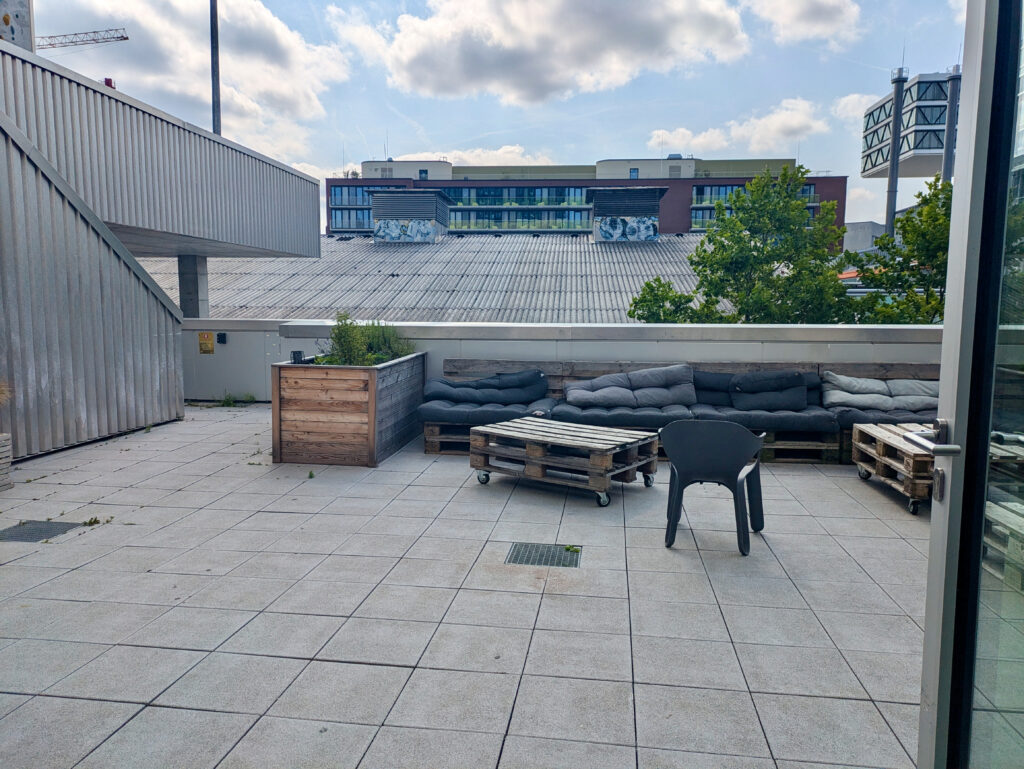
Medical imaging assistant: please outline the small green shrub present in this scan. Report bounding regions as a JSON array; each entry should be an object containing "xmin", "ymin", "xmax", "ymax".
[
  {"xmin": 317, "ymin": 312, "xmax": 414, "ymax": 367},
  {"xmin": 219, "ymin": 393, "xmax": 237, "ymax": 408},
  {"xmin": 242, "ymin": 393, "xmax": 256, "ymax": 403}
]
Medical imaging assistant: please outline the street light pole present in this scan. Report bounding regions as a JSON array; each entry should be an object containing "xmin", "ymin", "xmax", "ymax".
[{"xmin": 210, "ymin": 0, "xmax": 221, "ymax": 135}]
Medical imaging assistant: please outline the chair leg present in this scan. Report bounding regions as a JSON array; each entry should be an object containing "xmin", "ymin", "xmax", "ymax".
[
  {"xmin": 733, "ymin": 482, "xmax": 750, "ymax": 556},
  {"xmin": 748, "ymin": 464, "xmax": 764, "ymax": 533},
  {"xmin": 665, "ymin": 468, "xmax": 684, "ymax": 548}
]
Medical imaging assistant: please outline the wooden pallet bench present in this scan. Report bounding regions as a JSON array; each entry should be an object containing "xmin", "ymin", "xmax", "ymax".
[
  {"xmin": 469, "ymin": 417, "xmax": 658, "ymax": 506},
  {"xmin": 983, "ymin": 499, "xmax": 1024, "ymax": 593},
  {"xmin": 423, "ymin": 423, "xmax": 473, "ymax": 455},
  {"xmin": 761, "ymin": 430, "xmax": 841, "ymax": 464},
  {"xmin": 851, "ymin": 422, "xmax": 934, "ymax": 514}
]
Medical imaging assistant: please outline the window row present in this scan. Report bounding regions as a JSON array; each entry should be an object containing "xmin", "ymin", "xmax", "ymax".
[
  {"xmin": 691, "ymin": 185, "xmax": 743, "ymax": 205},
  {"xmin": 441, "ymin": 186, "xmax": 588, "ymax": 207},
  {"xmin": 330, "ymin": 208, "xmax": 373, "ymax": 230},
  {"xmin": 449, "ymin": 209, "xmax": 591, "ymax": 230},
  {"xmin": 329, "ymin": 185, "xmax": 405, "ymax": 206},
  {"xmin": 691, "ymin": 207, "xmax": 815, "ymax": 230},
  {"xmin": 904, "ymin": 80, "xmax": 948, "ymax": 105}
]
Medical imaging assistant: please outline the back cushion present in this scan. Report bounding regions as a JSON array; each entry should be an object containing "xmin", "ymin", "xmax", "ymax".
[
  {"xmin": 424, "ymin": 369, "xmax": 548, "ymax": 405},
  {"xmin": 824, "ymin": 391, "xmax": 895, "ymax": 410},
  {"xmin": 821, "ymin": 371, "xmax": 889, "ymax": 395},
  {"xmin": 696, "ymin": 390, "xmax": 732, "ymax": 406},
  {"xmin": 888, "ymin": 379, "xmax": 940, "ymax": 397},
  {"xmin": 730, "ymin": 370, "xmax": 806, "ymax": 394},
  {"xmin": 729, "ymin": 371, "xmax": 807, "ymax": 411},
  {"xmin": 565, "ymin": 365, "xmax": 696, "ymax": 408},
  {"xmin": 693, "ymin": 371, "xmax": 733, "ymax": 392},
  {"xmin": 891, "ymin": 395, "xmax": 939, "ymax": 411}
]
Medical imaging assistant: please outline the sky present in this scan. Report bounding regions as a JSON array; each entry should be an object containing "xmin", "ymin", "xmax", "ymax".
[{"xmin": 32, "ymin": 0, "xmax": 968, "ymax": 224}]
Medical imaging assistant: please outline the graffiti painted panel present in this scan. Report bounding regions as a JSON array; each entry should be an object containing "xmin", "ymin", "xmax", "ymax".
[
  {"xmin": 0, "ymin": 0, "xmax": 33, "ymax": 51},
  {"xmin": 594, "ymin": 216, "xmax": 659, "ymax": 242},
  {"xmin": 374, "ymin": 218, "xmax": 444, "ymax": 243}
]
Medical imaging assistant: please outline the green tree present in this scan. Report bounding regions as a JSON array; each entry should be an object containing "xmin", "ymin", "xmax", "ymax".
[
  {"xmin": 628, "ymin": 165, "xmax": 851, "ymax": 324},
  {"xmin": 850, "ymin": 175, "xmax": 952, "ymax": 324}
]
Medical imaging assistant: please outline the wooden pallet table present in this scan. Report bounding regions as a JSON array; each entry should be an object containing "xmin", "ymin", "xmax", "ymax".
[
  {"xmin": 851, "ymin": 422, "xmax": 934, "ymax": 514},
  {"xmin": 469, "ymin": 417, "xmax": 659, "ymax": 506}
]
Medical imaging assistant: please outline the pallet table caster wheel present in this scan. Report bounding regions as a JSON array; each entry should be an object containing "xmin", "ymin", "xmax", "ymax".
[
  {"xmin": 476, "ymin": 470, "xmax": 490, "ymax": 485},
  {"xmin": 908, "ymin": 499, "xmax": 921, "ymax": 515},
  {"xmin": 643, "ymin": 474, "xmax": 655, "ymax": 488},
  {"xmin": 596, "ymin": 492, "xmax": 611, "ymax": 507},
  {"xmin": 858, "ymin": 468, "xmax": 872, "ymax": 480}
]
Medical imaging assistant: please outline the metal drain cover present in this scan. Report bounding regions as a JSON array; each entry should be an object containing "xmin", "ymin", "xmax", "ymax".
[
  {"xmin": 0, "ymin": 520, "xmax": 83, "ymax": 542},
  {"xmin": 506, "ymin": 542, "xmax": 581, "ymax": 568}
]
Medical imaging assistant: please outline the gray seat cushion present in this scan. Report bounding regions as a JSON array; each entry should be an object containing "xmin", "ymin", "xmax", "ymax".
[
  {"xmin": 418, "ymin": 398, "xmax": 557, "ymax": 425},
  {"xmin": 691, "ymin": 403, "xmax": 839, "ymax": 433},
  {"xmin": 829, "ymin": 407, "xmax": 938, "ymax": 430},
  {"xmin": 552, "ymin": 402, "xmax": 692, "ymax": 429},
  {"xmin": 564, "ymin": 364, "xmax": 696, "ymax": 409},
  {"xmin": 423, "ymin": 369, "xmax": 549, "ymax": 405}
]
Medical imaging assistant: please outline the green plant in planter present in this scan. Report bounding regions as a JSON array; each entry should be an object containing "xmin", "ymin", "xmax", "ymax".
[{"xmin": 317, "ymin": 312, "xmax": 414, "ymax": 366}]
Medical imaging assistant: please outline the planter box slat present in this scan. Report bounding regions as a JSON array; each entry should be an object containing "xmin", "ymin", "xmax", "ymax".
[{"xmin": 273, "ymin": 353, "xmax": 425, "ymax": 467}]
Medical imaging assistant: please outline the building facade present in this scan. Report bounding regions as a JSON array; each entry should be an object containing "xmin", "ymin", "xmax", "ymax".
[{"xmin": 326, "ymin": 157, "xmax": 847, "ymax": 236}]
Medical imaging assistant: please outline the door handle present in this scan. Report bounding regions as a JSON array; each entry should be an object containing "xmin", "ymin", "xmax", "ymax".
[{"xmin": 904, "ymin": 419, "xmax": 963, "ymax": 457}]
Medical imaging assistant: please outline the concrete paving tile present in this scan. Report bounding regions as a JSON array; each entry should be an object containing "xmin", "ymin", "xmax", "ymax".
[
  {"xmin": 627, "ymin": 546, "xmax": 705, "ymax": 573},
  {"xmin": 0, "ymin": 695, "xmax": 140, "ymax": 769},
  {"xmin": 383, "ymin": 557, "xmax": 473, "ymax": 588},
  {"xmin": 81, "ymin": 546, "xmax": 187, "ymax": 572},
  {"xmin": 818, "ymin": 517, "xmax": 899, "ymax": 537},
  {"xmin": 709, "ymin": 575, "xmax": 808, "ymax": 609},
  {"xmin": 878, "ymin": 702, "xmax": 920, "ymax": 761},
  {"xmin": 815, "ymin": 611, "xmax": 924, "ymax": 654},
  {"xmin": 305, "ymin": 554, "xmax": 397, "ymax": 583},
  {"xmin": 76, "ymin": 706, "xmax": 256, "ymax": 769},
  {"xmin": 267, "ymin": 579, "xmax": 374, "ymax": 616},
  {"xmin": 270, "ymin": 660, "xmax": 410, "ymax": 724},
  {"xmin": 207, "ymin": 492, "xmax": 284, "ymax": 511},
  {"xmin": 795, "ymin": 579, "xmax": 904, "ymax": 614},
  {"xmin": 228, "ymin": 551, "xmax": 326, "ymax": 579},
  {"xmin": 183, "ymin": 576, "xmax": 294, "ymax": 610},
  {"xmin": 319, "ymin": 497, "xmax": 389, "ymax": 515},
  {"xmin": 701, "ymin": 549, "xmax": 786, "ymax": 579},
  {"xmin": 628, "ymin": 570, "xmax": 717, "ymax": 604},
  {"xmin": 638, "ymin": 748, "xmax": 776, "ymax": 768},
  {"xmin": 635, "ymin": 684, "xmax": 769, "ymax": 756},
  {"xmin": 854, "ymin": 557, "xmax": 929, "ymax": 586},
  {"xmin": 775, "ymin": 551, "xmax": 873, "ymax": 583},
  {"xmin": 0, "ymin": 597, "xmax": 83, "ymax": 636},
  {"xmin": 464, "ymin": 562, "xmax": 548, "ymax": 592},
  {"xmin": 510, "ymin": 674, "xmax": 635, "ymax": 745},
  {"xmin": 500, "ymin": 736, "xmax": 636, "ymax": 769},
  {"xmin": 537, "ymin": 594, "xmax": 630, "ymax": 634},
  {"xmin": 153, "ymin": 548, "xmax": 254, "ymax": 575},
  {"xmin": 753, "ymin": 693, "xmax": 913, "ymax": 767},
  {"xmin": 155, "ymin": 652, "xmax": 305, "ymax": 713},
  {"xmin": 14, "ymin": 545, "xmax": 113, "ymax": 569},
  {"xmin": 261, "ymin": 495, "xmax": 332, "ymax": 514},
  {"xmin": 490, "ymin": 521, "xmax": 560, "ymax": 543},
  {"xmin": 882, "ymin": 582, "xmax": 927, "ymax": 619},
  {"xmin": 442, "ymin": 589, "xmax": 540, "ymax": 628},
  {"xmin": 124, "ymin": 606, "xmax": 256, "ymax": 650},
  {"xmin": 0, "ymin": 639, "xmax": 109, "ymax": 692},
  {"xmin": 220, "ymin": 612, "xmax": 343, "ymax": 658},
  {"xmin": 525, "ymin": 629, "xmax": 632, "ymax": 680},
  {"xmin": 380, "ymin": 498, "xmax": 447, "ymax": 518},
  {"xmin": 110, "ymin": 571, "xmax": 215, "ymax": 605},
  {"xmin": 335, "ymin": 533, "xmax": 417, "ymax": 557},
  {"xmin": 198, "ymin": 528, "xmax": 284, "ymax": 552},
  {"xmin": 844, "ymin": 650, "xmax": 923, "ymax": 703},
  {"xmin": 355, "ymin": 584, "xmax": 456, "ymax": 622},
  {"xmin": 318, "ymin": 617, "xmax": 437, "ymax": 665},
  {"xmin": 38, "ymin": 601, "xmax": 170, "ymax": 643},
  {"xmin": 543, "ymin": 567, "xmax": 628, "ymax": 598},
  {"xmin": 0, "ymin": 565, "xmax": 67, "ymax": 597},
  {"xmin": 262, "ymin": 530, "xmax": 349, "ymax": 554},
  {"xmin": 47, "ymin": 644, "xmax": 204, "ymax": 702},
  {"xmin": 424, "ymin": 518, "xmax": 497, "ymax": 540},
  {"xmin": 21, "ymin": 567, "xmax": 135, "ymax": 601},
  {"xmin": 359, "ymin": 515, "xmax": 431, "ymax": 537},
  {"xmin": 0, "ymin": 692, "xmax": 28, "ymax": 717},
  {"xmin": 721, "ymin": 605, "xmax": 834, "ymax": 648},
  {"xmin": 219, "ymin": 716, "xmax": 375, "ymax": 769},
  {"xmin": 134, "ymin": 525, "xmax": 223, "ymax": 549},
  {"xmin": 178, "ymin": 508, "xmax": 258, "ymax": 528},
  {"xmin": 440, "ymin": 501, "xmax": 505, "ymax": 521},
  {"xmin": 387, "ymin": 667, "xmax": 519, "ymax": 733},
  {"xmin": 634, "ymin": 636, "xmax": 747, "ymax": 690},
  {"xmin": 736, "ymin": 643, "xmax": 868, "ymax": 698},
  {"xmin": 404, "ymin": 536, "xmax": 485, "ymax": 561},
  {"xmin": 360, "ymin": 726, "xmax": 503, "ymax": 769},
  {"xmin": 421, "ymin": 622, "xmax": 531, "ymax": 674},
  {"xmin": 630, "ymin": 599, "xmax": 730, "ymax": 641}
]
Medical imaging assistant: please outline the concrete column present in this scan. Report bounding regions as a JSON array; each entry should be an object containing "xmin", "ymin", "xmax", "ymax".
[
  {"xmin": 942, "ymin": 65, "xmax": 961, "ymax": 182},
  {"xmin": 177, "ymin": 255, "xmax": 209, "ymax": 318},
  {"xmin": 885, "ymin": 67, "xmax": 909, "ymax": 237}
]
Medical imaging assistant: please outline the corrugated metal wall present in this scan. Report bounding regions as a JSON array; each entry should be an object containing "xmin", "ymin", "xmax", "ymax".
[
  {"xmin": 0, "ymin": 113, "xmax": 183, "ymax": 459},
  {"xmin": 0, "ymin": 40, "xmax": 319, "ymax": 259}
]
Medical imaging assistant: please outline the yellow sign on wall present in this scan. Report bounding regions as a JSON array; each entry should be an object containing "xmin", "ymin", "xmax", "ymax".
[{"xmin": 198, "ymin": 331, "xmax": 214, "ymax": 355}]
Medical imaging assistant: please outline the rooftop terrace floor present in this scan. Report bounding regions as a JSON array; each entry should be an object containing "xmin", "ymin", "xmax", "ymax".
[{"xmin": 0, "ymin": 406, "xmax": 932, "ymax": 768}]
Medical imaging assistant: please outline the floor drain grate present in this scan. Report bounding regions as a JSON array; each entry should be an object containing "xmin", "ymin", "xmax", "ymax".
[
  {"xmin": 0, "ymin": 520, "xmax": 83, "ymax": 542},
  {"xmin": 505, "ymin": 542, "xmax": 581, "ymax": 568}
]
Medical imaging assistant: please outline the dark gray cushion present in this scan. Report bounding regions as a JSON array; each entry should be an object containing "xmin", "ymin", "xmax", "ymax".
[
  {"xmin": 731, "ymin": 386, "xmax": 808, "ymax": 412},
  {"xmin": 823, "ymin": 391, "xmax": 895, "ymax": 410},
  {"xmin": 691, "ymin": 403, "xmax": 839, "ymax": 433},
  {"xmin": 693, "ymin": 370, "xmax": 733, "ymax": 392},
  {"xmin": 888, "ymin": 379, "xmax": 939, "ymax": 397},
  {"xmin": 564, "ymin": 364, "xmax": 696, "ymax": 408},
  {"xmin": 418, "ymin": 398, "xmax": 557, "ymax": 425},
  {"xmin": 696, "ymin": 389, "xmax": 732, "ymax": 406},
  {"xmin": 829, "ymin": 407, "xmax": 938, "ymax": 430},
  {"xmin": 552, "ymin": 402, "xmax": 692, "ymax": 429},
  {"xmin": 891, "ymin": 395, "xmax": 940, "ymax": 411},
  {"xmin": 730, "ymin": 370, "xmax": 805, "ymax": 394},
  {"xmin": 423, "ymin": 369, "xmax": 548, "ymax": 405},
  {"xmin": 821, "ymin": 371, "xmax": 890, "ymax": 395}
]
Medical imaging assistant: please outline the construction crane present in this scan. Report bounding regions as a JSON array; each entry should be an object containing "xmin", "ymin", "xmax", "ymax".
[{"xmin": 35, "ymin": 28, "xmax": 129, "ymax": 50}]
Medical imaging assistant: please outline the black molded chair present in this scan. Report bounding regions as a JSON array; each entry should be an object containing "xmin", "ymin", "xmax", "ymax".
[{"xmin": 661, "ymin": 420, "xmax": 765, "ymax": 556}]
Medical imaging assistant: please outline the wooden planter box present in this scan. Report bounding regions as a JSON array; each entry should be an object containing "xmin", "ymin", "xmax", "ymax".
[
  {"xmin": 271, "ymin": 352, "xmax": 426, "ymax": 467},
  {"xmin": 0, "ymin": 433, "xmax": 10, "ymax": 491}
]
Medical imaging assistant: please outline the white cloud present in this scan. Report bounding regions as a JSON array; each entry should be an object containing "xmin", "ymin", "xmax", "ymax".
[
  {"xmin": 36, "ymin": 0, "xmax": 349, "ymax": 161},
  {"xmin": 831, "ymin": 93, "xmax": 880, "ymax": 126},
  {"xmin": 846, "ymin": 185, "xmax": 881, "ymax": 222},
  {"xmin": 329, "ymin": 0, "xmax": 749, "ymax": 106},
  {"xmin": 728, "ymin": 98, "xmax": 830, "ymax": 152},
  {"xmin": 743, "ymin": 0, "xmax": 861, "ymax": 49},
  {"xmin": 646, "ymin": 127, "xmax": 730, "ymax": 153},
  {"xmin": 396, "ymin": 145, "xmax": 555, "ymax": 165},
  {"xmin": 948, "ymin": 0, "xmax": 967, "ymax": 23}
]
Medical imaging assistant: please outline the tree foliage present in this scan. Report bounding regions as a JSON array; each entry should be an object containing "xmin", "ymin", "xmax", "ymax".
[
  {"xmin": 317, "ymin": 312, "xmax": 415, "ymax": 366},
  {"xmin": 628, "ymin": 165, "xmax": 851, "ymax": 324},
  {"xmin": 848, "ymin": 175, "xmax": 952, "ymax": 324}
]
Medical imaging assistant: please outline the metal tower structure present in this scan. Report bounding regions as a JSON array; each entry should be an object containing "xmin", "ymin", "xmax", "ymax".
[{"xmin": 35, "ymin": 28, "xmax": 128, "ymax": 50}]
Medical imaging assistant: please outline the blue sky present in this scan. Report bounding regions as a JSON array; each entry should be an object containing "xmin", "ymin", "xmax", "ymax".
[{"xmin": 34, "ymin": 0, "xmax": 967, "ymax": 222}]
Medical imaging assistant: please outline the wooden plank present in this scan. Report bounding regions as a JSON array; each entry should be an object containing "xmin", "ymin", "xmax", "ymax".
[
  {"xmin": 472, "ymin": 419, "xmax": 651, "ymax": 449},
  {"xmin": 279, "ymin": 366, "xmax": 371, "ymax": 381},
  {"xmin": 280, "ymin": 390, "xmax": 370, "ymax": 404},
  {"xmin": 280, "ymin": 411, "xmax": 369, "ymax": 424},
  {"xmin": 281, "ymin": 425, "xmax": 369, "ymax": 440},
  {"xmin": 473, "ymin": 423, "xmax": 625, "ymax": 451},
  {"xmin": 271, "ymin": 364, "xmax": 281, "ymax": 463},
  {"xmin": 279, "ymin": 398, "xmax": 368, "ymax": 413},
  {"xmin": 280, "ymin": 377, "xmax": 369, "ymax": 392},
  {"xmin": 367, "ymin": 367, "xmax": 378, "ymax": 467}
]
